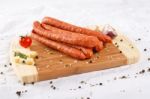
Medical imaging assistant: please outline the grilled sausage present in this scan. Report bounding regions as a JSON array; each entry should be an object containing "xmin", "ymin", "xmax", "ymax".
[
  {"xmin": 42, "ymin": 17, "xmax": 112, "ymax": 43},
  {"xmin": 33, "ymin": 21, "xmax": 103, "ymax": 51},
  {"xmin": 31, "ymin": 32, "xmax": 88, "ymax": 59}
]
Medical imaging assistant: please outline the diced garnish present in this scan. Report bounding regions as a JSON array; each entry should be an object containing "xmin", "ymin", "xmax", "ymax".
[
  {"xmin": 26, "ymin": 58, "xmax": 34, "ymax": 65},
  {"xmin": 30, "ymin": 52, "xmax": 38, "ymax": 58},
  {"xmin": 14, "ymin": 56, "xmax": 20, "ymax": 63},
  {"xmin": 15, "ymin": 52, "xmax": 27, "ymax": 59}
]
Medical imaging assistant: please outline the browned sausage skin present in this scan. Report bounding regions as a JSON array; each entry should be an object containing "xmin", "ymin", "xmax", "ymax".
[
  {"xmin": 33, "ymin": 21, "xmax": 103, "ymax": 51},
  {"xmin": 68, "ymin": 45, "xmax": 93, "ymax": 58},
  {"xmin": 31, "ymin": 32, "xmax": 88, "ymax": 59},
  {"xmin": 42, "ymin": 17, "xmax": 112, "ymax": 43}
]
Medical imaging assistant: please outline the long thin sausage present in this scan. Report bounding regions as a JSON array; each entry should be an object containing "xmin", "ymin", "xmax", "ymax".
[
  {"xmin": 41, "ymin": 24, "xmax": 93, "ymax": 57},
  {"xmin": 42, "ymin": 17, "xmax": 112, "ymax": 43},
  {"xmin": 33, "ymin": 21, "xmax": 103, "ymax": 51},
  {"xmin": 67, "ymin": 45, "xmax": 93, "ymax": 58},
  {"xmin": 31, "ymin": 32, "xmax": 88, "ymax": 59}
]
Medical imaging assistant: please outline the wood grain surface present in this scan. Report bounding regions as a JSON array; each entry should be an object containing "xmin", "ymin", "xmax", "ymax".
[
  {"xmin": 30, "ymin": 40, "xmax": 127, "ymax": 81},
  {"xmin": 10, "ymin": 26, "xmax": 140, "ymax": 83}
]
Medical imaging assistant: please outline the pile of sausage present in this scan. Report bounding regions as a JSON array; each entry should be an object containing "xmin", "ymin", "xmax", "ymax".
[{"xmin": 31, "ymin": 17, "xmax": 112, "ymax": 60}]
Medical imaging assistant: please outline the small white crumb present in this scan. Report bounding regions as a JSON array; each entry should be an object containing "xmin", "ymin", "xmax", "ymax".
[{"xmin": 74, "ymin": 60, "xmax": 78, "ymax": 63}]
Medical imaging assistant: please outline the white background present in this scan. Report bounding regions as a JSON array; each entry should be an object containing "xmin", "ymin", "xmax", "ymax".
[{"xmin": 0, "ymin": 0, "xmax": 150, "ymax": 99}]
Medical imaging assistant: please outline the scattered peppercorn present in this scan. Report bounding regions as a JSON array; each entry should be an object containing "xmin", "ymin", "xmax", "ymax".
[
  {"xmin": 144, "ymin": 48, "xmax": 147, "ymax": 51},
  {"xmin": 120, "ymin": 51, "xmax": 122, "ymax": 53},
  {"xmin": 99, "ymin": 83, "xmax": 103, "ymax": 85},
  {"xmin": 51, "ymin": 85, "xmax": 54, "ymax": 88},
  {"xmin": 16, "ymin": 91, "xmax": 21, "ymax": 97},
  {"xmin": 50, "ymin": 85, "xmax": 56, "ymax": 90},
  {"xmin": 80, "ymin": 81, "xmax": 86, "ymax": 84},
  {"xmin": 4, "ymin": 65, "xmax": 7, "ymax": 67},
  {"xmin": 49, "ymin": 81, "xmax": 53, "ymax": 84},
  {"xmin": 131, "ymin": 46, "xmax": 134, "ymax": 49},
  {"xmin": 87, "ymin": 97, "xmax": 90, "ymax": 99},
  {"xmin": 35, "ymin": 56, "xmax": 39, "ymax": 59},
  {"xmin": 139, "ymin": 69, "xmax": 145, "ymax": 74},
  {"xmin": 31, "ymin": 82, "xmax": 34, "ymax": 85},
  {"xmin": 120, "ymin": 39, "xmax": 123, "ymax": 42},
  {"xmin": 120, "ymin": 76, "xmax": 127, "ymax": 79},
  {"xmin": 147, "ymin": 68, "xmax": 150, "ymax": 72},
  {"xmin": 138, "ymin": 38, "xmax": 141, "ymax": 41},
  {"xmin": 88, "ymin": 60, "xmax": 93, "ymax": 63},
  {"xmin": 9, "ymin": 63, "xmax": 12, "ymax": 66},
  {"xmin": 53, "ymin": 86, "xmax": 56, "ymax": 90},
  {"xmin": 23, "ymin": 83, "xmax": 26, "ymax": 86},
  {"xmin": 115, "ymin": 43, "xmax": 117, "ymax": 45},
  {"xmin": 0, "ymin": 72, "xmax": 3, "ymax": 75},
  {"xmin": 22, "ymin": 60, "xmax": 25, "ymax": 64},
  {"xmin": 78, "ymin": 86, "xmax": 81, "ymax": 89},
  {"xmin": 148, "ymin": 58, "xmax": 150, "ymax": 61}
]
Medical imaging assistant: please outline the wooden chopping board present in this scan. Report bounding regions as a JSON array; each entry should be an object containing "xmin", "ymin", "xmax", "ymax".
[{"xmin": 10, "ymin": 25, "xmax": 140, "ymax": 84}]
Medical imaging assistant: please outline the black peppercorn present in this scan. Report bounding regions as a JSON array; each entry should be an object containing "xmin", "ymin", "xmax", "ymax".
[
  {"xmin": 22, "ymin": 60, "xmax": 25, "ymax": 64},
  {"xmin": 16, "ymin": 91, "xmax": 21, "ymax": 96},
  {"xmin": 51, "ymin": 85, "xmax": 54, "ymax": 88},
  {"xmin": 0, "ymin": 72, "xmax": 3, "ymax": 75},
  {"xmin": 120, "ymin": 39, "xmax": 123, "ymax": 42},
  {"xmin": 87, "ymin": 97, "xmax": 90, "ymax": 99},
  {"xmin": 120, "ymin": 76, "xmax": 127, "ymax": 79},
  {"xmin": 23, "ymin": 83, "xmax": 26, "ymax": 86},
  {"xmin": 99, "ymin": 83, "xmax": 103, "ymax": 85},
  {"xmin": 148, "ymin": 68, "xmax": 150, "ymax": 72},
  {"xmin": 49, "ymin": 81, "xmax": 53, "ymax": 84},
  {"xmin": 139, "ymin": 69, "xmax": 145, "ymax": 74},
  {"xmin": 88, "ymin": 60, "xmax": 93, "ymax": 63},
  {"xmin": 31, "ymin": 82, "xmax": 34, "ymax": 85},
  {"xmin": 53, "ymin": 86, "xmax": 56, "ymax": 90},
  {"xmin": 35, "ymin": 56, "xmax": 39, "ymax": 59},
  {"xmin": 78, "ymin": 86, "xmax": 81, "ymax": 89},
  {"xmin": 80, "ymin": 81, "xmax": 85, "ymax": 84},
  {"xmin": 144, "ymin": 48, "xmax": 147, "ymax": 51}
]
